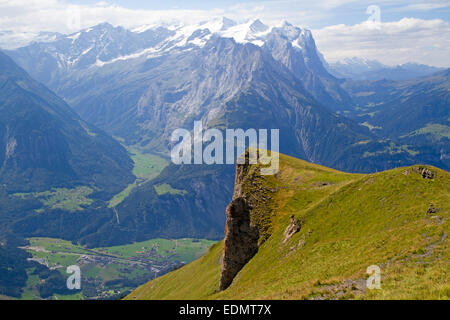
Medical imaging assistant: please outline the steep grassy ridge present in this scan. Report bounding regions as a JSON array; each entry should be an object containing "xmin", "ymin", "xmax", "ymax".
[{"xmin": 127, "ymin": 153, "xmax": 449, "ymax": 300}]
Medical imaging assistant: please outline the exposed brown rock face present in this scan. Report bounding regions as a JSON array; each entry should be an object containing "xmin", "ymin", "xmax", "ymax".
[
  {"xmin": 427, "ymin": 203, "xmax": 440, "ymax": 215},
  {"xmin": 412, "ymin": 167, "xmax": 435, "ymax": 179},
  {"xmin": 219, "ymin": 197, "xmax": 259, "ymax": 291},
  {"xmin": 219, "ymin": 154, "xmax": 274, "ymax": 291},
  {"xmin": 283, "ymin": 215, "xmax": 301, "ymax": 244}
]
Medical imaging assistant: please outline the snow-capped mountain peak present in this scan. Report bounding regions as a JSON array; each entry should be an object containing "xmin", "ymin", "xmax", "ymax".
[
  {"xmin": 7, "ymin": 18, "xmax": 322, "ymax": 71},
  {"xmin": 249, "ymin": 19, "xmax": 269, "ymax": 33},
  {"xmin": 218, "ymin": 19, "xmax": 272, "ymax": 46},
  {"xmin": 198, "ymin": 17, "xmax": 237, "ymax": 32}
]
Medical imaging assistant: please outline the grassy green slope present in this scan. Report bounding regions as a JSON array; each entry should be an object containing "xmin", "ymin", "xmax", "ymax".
[
  {"xmin": 127, "ymin": 242, "xmax": 223, "ymax": 300},
  {"xmin": 126, "ymin": 154, "xmax": 449, "ymax": 300}
]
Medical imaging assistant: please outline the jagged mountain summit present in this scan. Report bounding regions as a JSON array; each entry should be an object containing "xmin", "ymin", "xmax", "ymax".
[
  {"xmin": 9, "ymin": 18, "xmax": 311, "ymax": 71},
  {"xmin": 7, "ymin": 18, "xmax": 350, "ymax": 112},
  {"xmin": 6, "ymin": 19, "xmax": 284, "ymax": 72}
]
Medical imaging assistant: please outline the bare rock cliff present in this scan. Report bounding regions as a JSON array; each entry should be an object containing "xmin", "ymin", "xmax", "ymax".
[
  {"xmin": 219, "ymin": 197, "xmax": 259, "ymax": 291},
  {"xmin": 219, "ymin": 159, "xmax": 272, "ymax": 291}
]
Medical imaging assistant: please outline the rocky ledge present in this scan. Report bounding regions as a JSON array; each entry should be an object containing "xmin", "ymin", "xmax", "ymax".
[{"xmin": 219, "ymin": 156, "xmax": 274, "ymax": 291}]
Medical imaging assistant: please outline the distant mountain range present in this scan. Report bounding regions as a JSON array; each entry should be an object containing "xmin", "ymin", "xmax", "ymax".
[
  {"xmin": 0, "ymin": 31, "xmax": 61, "ymax": 50},
  {"xmin": 6, "ymin": 19, "xmax": 351, "ymax": 114},
  {"xmin": 327, "ymin": 57, "xmax": 444, "ymax": 81},
  {"xmin": 341, "ymin": 70, "xmax": 450, "ymax": 170},
  {"xmin": 5, "ymin": 18, "xmax": 414, "ymax": 169}
]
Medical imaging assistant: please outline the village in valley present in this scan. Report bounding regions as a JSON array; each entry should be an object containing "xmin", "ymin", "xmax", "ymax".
[{"xmin": 20, "ymin": 238, "xmax": 214, "ymax": 300}]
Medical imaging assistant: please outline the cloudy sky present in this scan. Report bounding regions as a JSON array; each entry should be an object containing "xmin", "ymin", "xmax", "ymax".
[{"xmin": 0, "ymin": 0, "xmax": 449, "ymax": 66}]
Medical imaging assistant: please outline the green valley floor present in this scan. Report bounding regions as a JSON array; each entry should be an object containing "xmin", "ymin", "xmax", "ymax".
[{"xmin": 19, "ymin": 237, "xmax": 214, "ymax": 300}]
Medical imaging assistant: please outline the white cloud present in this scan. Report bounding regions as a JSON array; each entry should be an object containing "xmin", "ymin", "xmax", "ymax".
[
  {"xmin": 401, "ymin": 1, "xmax": 450, "ymax": 11},
  {"xmin": 313, "ymin": 18, "xmax": 450, "ymax": 67},
  {"xmin": 0, "ymin": 0, "xmax": 225, "ymax": 34}
]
